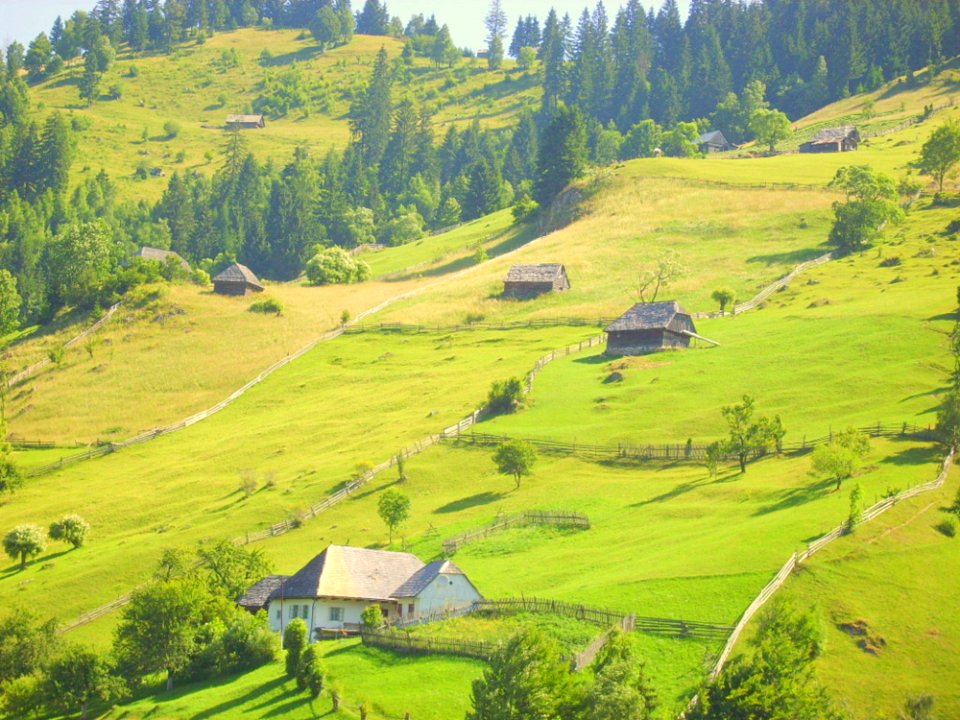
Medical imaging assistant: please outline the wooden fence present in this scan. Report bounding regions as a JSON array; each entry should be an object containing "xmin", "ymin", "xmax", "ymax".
[
  {"xmin": 442, "ymin": 510, "xmax": 590, "ymax": 555},
  {"xmin": 360, "ymin": 629, "xmax": 497, "ymax": 661},
  {"xmin": 454, "ymin": 423, "xmax": 934, "ymax": 466},
  {"xmin": 6, "ymin": 303, "xmax": 120, "ymax": 388},
  {"xmin": 681, "ymin": 448, "xmax": 956, "ymax": 718},
  {"xmin": 692, "ymin": 253, "xmax": 833, "ymax": 320},
  {"xmin": 343, "ymin": 318, "xmax": 610, "ymax": 336}
]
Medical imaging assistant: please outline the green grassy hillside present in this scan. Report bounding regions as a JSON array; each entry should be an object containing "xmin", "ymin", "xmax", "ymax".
[
  {"xmin": 29, "ymin": 29, "xmax": 540, "ymax": 203},
  {"xmin": 2, "ymin": 59, "xmax": 960, "ymax": 720}
]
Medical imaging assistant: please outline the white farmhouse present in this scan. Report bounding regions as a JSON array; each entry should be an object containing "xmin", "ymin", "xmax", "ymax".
[{"xmin": 238, "ymin": 545, "xmax": 482, "ymax": 639}]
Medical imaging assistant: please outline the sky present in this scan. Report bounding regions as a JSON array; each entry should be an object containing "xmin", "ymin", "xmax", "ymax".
[{"xmin": 2, "ymin": 0, "xmax": 691, "ymax": 53}]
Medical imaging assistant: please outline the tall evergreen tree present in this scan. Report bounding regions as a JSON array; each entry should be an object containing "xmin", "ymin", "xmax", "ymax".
[
  {"xmin": 349, "ymin": 46, "xmax": 392, "ymax": 167},
  {"xmin": 535, "ymin": 104, "xmax": 587, "ymax": 206}
]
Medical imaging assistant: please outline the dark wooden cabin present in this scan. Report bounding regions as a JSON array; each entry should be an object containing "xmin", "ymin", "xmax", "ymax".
[
  {"xmin": 226, "ymin": 114, "xmax": 266, "ymax": 129},
  {"xmin": 213, "ymin": 263, "xmax": 265, "ymax": 296},
  {"xmin": 697, "ymin": 130, "xmax": 735, "ymax": 153},
  {"xmin": 605, "ymin": 301, "xmax": 697, "ymax": 355},
  {"xmin": 503, "ymin": 264, "xmax": 571, "ymax": 298},
  {"xmin": 799, "ymin": 126, "xmax": 859, "ymax": 153},
  {"xmin": 137, "ymin": 246, "xmax": 190, "ymax": 272}
]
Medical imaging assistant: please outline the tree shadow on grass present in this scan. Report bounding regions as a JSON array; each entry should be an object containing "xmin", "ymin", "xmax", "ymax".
[
  {"xmin": 746, "ymin": 246, "xmax": 828, "ymax": 266},
  {"xmin": 753, "ymin": 477, "xmax": 837, "ymax": 516},
  {"xmin": 573, "ymin": 353, "xmax": 609, "ymax": 365},
  {"xmin": 260, "ymin": 46, "xmax": 323, "ymax": 67},
  {"xmin": 927, "ymin": 312, "xmax": 957, "ymax": 322},
  {"xmin": 880, "ymin": 443, "xmax": 942, "ymax": 467},
  {"xmin": 434, "ymin": 491, "xmax": 504, "ymax": 514},
  {"xmin": 189, "ymin": 675, "xmax": 289, "ymax": 719},
  {"xmin": 629, "ymin": 471, "xmax": 739, "ymax": 507}
]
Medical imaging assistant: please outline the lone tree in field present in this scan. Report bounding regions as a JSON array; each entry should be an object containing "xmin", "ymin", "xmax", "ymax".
[
  {"xmin": 284, "ymin": 618, "xmax": 308, "ymax": 678},
  {"xmin": 636, "ymin": 251, "xmax": 686, "ymax": 304},
  {"xmin": 377, "ymin": 489, "xmax": 411, "ymax": 544},
  {"xmin": 49, "ymin": 515, "xmax": 90, "ymax": 549},
  {"xmin": 811, "ymin": 428, "xmax": 870, "ymax": 490},
  {"xmin": 827, "ymin": 165, "xmax": 903, "ymax": 255},
  {"xmin": 3, "ymin": 524, "xmax": 46, "ymax": 569},
  {"xmin": 749, "ymin": 108, "xmax": 792, "ymax": 153},
  {"xmin": 918, "ymin": 119, "xmax": 960, "ymax": 192},
  {"xmin": 493, "ymin": 440, "xmax": 537, "ymax": 489},
  {"xmin": 720, "ymin": 395, "xmax": 779, "ymax": 473},
  {"xmin": 711, "ymin": 288, "xmax": 736, "ymax": 315}
]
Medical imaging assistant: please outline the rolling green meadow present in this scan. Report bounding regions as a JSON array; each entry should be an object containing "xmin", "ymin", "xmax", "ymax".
[{"xmin": 2, "ymin": 35, "xmax": 960, "ymax": 720}]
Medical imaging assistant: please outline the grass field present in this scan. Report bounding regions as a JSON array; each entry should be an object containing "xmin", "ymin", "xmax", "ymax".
[
  {"xmin": 2, "ymin": 69, "xmax": 960, "ymax": 720},
  {"xmin": 29, "ymin": 30, "xmax": 540, "ymax": 204}
]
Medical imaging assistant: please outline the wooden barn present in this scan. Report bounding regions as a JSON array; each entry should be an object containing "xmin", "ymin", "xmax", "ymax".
[
  {"xmin": 212, "ymin": 263, "xmax": 264, "ymax": 296},
  {"xmin": 799, "ymin": 126, "xmax": 860, "ymax": 153},
  {"xmin": 503, "ymin": 264, "xmax": 571, "ymax": 298},
  {"xmin": 137, "ymin": 246, "xmax": 190, "ymax": 272},
  {"xmin": 697, "ymin": 130, "xmax": 735, "ymax": 153},
  {"xmin": 226, "ymin": 114, "xmax": 266, "ymax": 129},
  {"xmin": 605, "ymin": 301, "xmax": 698, "ymax": 355}
]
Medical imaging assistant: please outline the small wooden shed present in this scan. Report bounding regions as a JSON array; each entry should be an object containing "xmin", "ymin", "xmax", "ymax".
[
  {"xmin": 137, "ymin": 246, "xmax": 190, "ymax": 272},
  {"xmin": 799, "ymin": 126, "xmax": 859, "ymax": 153},
  {"xmin": 213, "ymin": 263, "xmax": 264, "ymax": 296},
  {"xmin": 697, "ymin": 130, "xmax": 735, "ymax": 153},
  {"xmin": 503, "ymin": 264, "xmax": 571, "ymax": 298},
  {"xmin": 605, "ymin": 301, "xmax": 697, "ymax": 355},
  {"xmin": 226, "ymin": 114, "xmax": 266, "ymax": 129}
]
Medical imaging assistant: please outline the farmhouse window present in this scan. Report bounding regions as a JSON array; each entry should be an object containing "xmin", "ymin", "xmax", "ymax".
[
  {"xmin": 275, "ymin": 609, "xmax": 281, "ymax": 621},
  {"xmin": 329, "ymin": 607, "xmax": 344, "ymax": 622},
  {"xmin": 408, "ymin": 603, "xmax": 415, "ymax": 615}
]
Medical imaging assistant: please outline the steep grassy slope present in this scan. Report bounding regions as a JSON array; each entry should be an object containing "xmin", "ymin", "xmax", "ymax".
[{"xmin": 29, "ymin": 29, "xmax": 540, "ymax": 203}]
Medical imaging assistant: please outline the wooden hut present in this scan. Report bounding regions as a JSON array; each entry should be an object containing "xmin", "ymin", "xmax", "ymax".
[
  {"xmin": 799, "ymin": 126, "xmax": 859, "ymax": 153},
  {"xmin": 697, "ymin": 130, "xmax": 735, "ymax": 153},
  {"xmin": 137, "ymin": 246, "xmax": 190, "ymax": 272},
  {"xmin": 213, "ymin": 263, "xmax": 264, "ymax": 296},
  {"xmin": 226, "ymin": 114, "xmax": 266, "ymax": 129},
  {"xmin": 503, "ymin": 264, "xmax": 571, "ymax": 298},
  {"xmin": 605, "ymin": 301, "xmax": 697, "ymax": 355}
]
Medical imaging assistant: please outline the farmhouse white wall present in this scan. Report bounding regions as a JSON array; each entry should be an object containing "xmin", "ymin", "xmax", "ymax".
[
  {"xmin": 270, "ymin": 598, "xmax": 373, "ymax": 634},
  {"xmin": 410, "ymin": 573, "xmax": 482, "ymax": 615}
]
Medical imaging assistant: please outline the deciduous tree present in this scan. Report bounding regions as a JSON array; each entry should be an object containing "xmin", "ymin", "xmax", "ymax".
[
  {"xmin": 3, "ymin": 524, "xmax": 46, "ymax": 569},
  {"xmin": 49, "ymin": 514, "xmax": 90, "ymax": 549},
  {"xmin": 827, "ymin": 165, "xmax": 903, "ymax": 255},
  {"xmin": 493, "ymin": 440, "xmax": 536, "ymax": 489},
  {"xmin": 749, "ymin": 108, "xmax": 792, "ymax": 153},
  {"xmin": 720, "ymin": 395, "xmax": 779, "ymax": 473},
  {"xmin": 918, "ymin": 120, "xmax": 960, "ymax": 192},
  {"xmin": 377, "ymin": 489, "xmax": 411, "ymax": 543},
  {"xmin": 44, "ymin": 645, "xmax": 122, "ymax": 720},
  {"xmin": 811, "ymin": 428, "xmax": 870, "ymax": 490}
]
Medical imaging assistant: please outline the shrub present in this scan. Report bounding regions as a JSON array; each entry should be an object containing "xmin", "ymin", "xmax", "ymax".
[
  {"xmin": 249, "ymin": 298, "xmax": 284, "ymax": 315},
  {"xmin": 296, "ymin": 645, "xmax": 324, "ymax": 699},
  {"xmin": 283, "ymin": 618, "xmax": 307, "ymax": 678},
  {"xmin": 49, "ymin": 515, "xmax": 90, "ymax": 548},
  {"xmin": 936, "ymin": 518, "xmax": 956, "ymax": 537},
  {"xmin": 163, "ymin": 120, "xmax": 180, "ymax": 139},
  {"xmin": 361, "ymin": 605, "xmax": 384, "ymax": 629},
  {"xmin": 486, "ymin": 378, "xmax": 523, "ymax": 415},
  {"xmin": 879, "ymin": 256, "xmax": 902, "ymax": 267},
  {"xmin": 305, "ymin": 247, "xmax": 370, "ymax": 286}
]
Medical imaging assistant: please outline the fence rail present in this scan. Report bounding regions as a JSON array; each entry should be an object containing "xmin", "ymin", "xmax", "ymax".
[
  {"xmin": 683, "ymin": 448, "xmax": 956, "ymax": 719},
  {"xmin": 343, "ymin": 318, "xmax": 610, "ymax": 336},
  {"xmin": 6, "ymin": 303, "xmax": 120, "ymax": 388},
  {"xmin": 360, "ymin": 629, "xmax": 496, "ymax": 661},
  {"xmin": 442, "ymin": 510, "xmax": 590, "ymax": 555}
]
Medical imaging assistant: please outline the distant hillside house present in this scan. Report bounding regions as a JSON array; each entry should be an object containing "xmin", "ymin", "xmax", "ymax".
[
  {"xmin": 137, "ymin": 246, "xmax": 190, "ymax": 272},
  {"xmin": 239, "ymin": 545, "xmax": 483, "ymax": 637},
  {"xmin": 226, "ymin": 114, "xmax": 266, "ymax": 129},
  {"xmin": 605, "ymin": 301, "xmax": 698, "ymax": 355},
  {"xmin": 799, "ymin": 126, "xmax": 860, "ymax": 153},
  {"xmin": 697, "ymin": 130, "xmax": 735, "ymax": 153},
  {"xmin": 503, "ymin": 263, "xmax": 571, "ymax": 298},
  {"xmin": 212, "ymin": 263, "xmax": 264, "ymax": 295}
]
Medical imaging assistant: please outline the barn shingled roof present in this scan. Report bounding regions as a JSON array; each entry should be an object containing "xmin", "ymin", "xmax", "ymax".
[
  {"xmin": 505, "ymin": 264, "xmax": 566, "ymax": 283},
  {"xmin": 809, "ymin": 126, "xmax": 857, "ymax": 143},
  {"xmin": 238, "ymin": 574, "xmax": 289, "ymax": 608},
  {"xmin": 697, "ymin": 130, "xmax": 728, "ymax": 145},
  {"xmin": 137, "ymin": 246, "xmax": 190, "ymax": 270},
  {"xmin": 212, "ymin": 262, "xmax": 264, "ymax": 289},
  {"xmin": 226, "ymin": 114, "xmax": 265, "ymax": 124},
  {"xmin": 605, "ymin": 301, "xmax": 690, "ymax": 332},
  {"xmin": 271, "ymin": 545, "xmax": 426, "ymax": 602}
]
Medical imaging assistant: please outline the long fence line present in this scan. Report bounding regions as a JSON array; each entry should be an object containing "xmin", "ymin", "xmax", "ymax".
[
  {"xmin": 455, "ymin": 423, "xmax": 934, "ymax": 465},
  {"xmin": 442, "ymin": 510, "xmax": 590, "ymax": 555},
  {"xmin": 343, "ymin": 317, "xmax": 610, "ymax": 336},
  {"xmin": 680, "ymin": 448, "xmax": 956, "ymax": 718},
  {"xmin": 6, "ymin": 303, "xmax": 121, "ymax": 388}
]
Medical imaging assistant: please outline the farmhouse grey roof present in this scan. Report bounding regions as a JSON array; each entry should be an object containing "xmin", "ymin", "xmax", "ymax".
[
  {"xmin": 238, "ymin": 574, "xmax": 288, "ymax": 607},
  {"xmin": 809, "ymin": 126, "xmax": 857, "ymax": 143},
  {"xmin": 273, "ymin": 545, "xmax": 426, "ymax": 602},
  {"xmin": 226, "ymin": 114, "xmax": 265, "ymax": 124},
  {"xmin": 392, "ymin": 560, "xmax": 465, "ymax": 598},
  {"xmin": 697, "ymin": 130, "xmax": 727, "ymax": 145},
  {"xmin": 505, "ymin": 264, "xmax": 567, "ymax": 283},
  {"xmin": 137, "ymin": 246, "xmax": 190, "ymax": 270},
  {"xmin": 212, "ymin": 262, "xmax": 264, "ymax": 289},
  {"xmin": 606, "ymin": 301, "xmax": 690, "ymax": 332}
]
